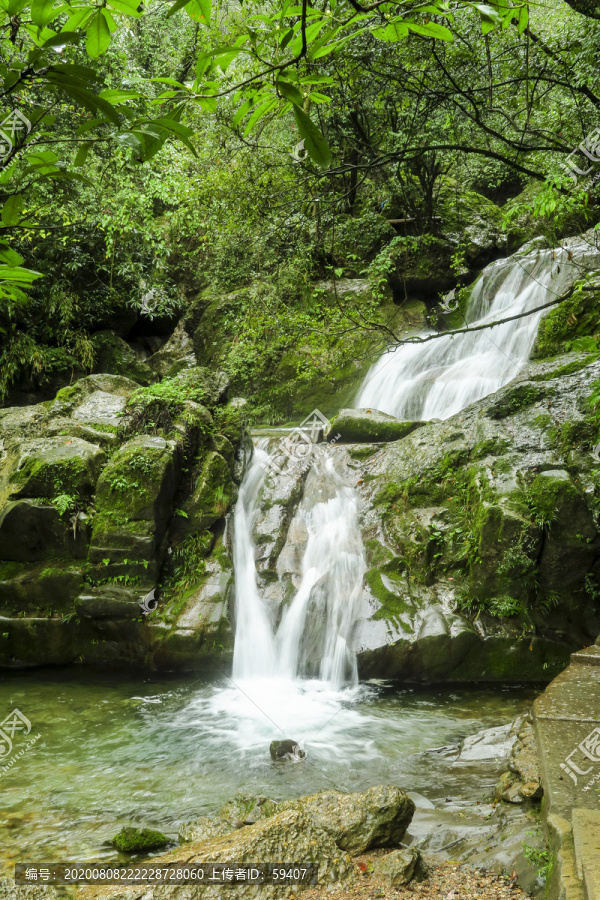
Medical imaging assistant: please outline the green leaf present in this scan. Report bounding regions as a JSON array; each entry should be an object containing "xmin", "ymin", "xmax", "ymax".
[
  {"xmin": 372, "ymin": 20, "xmax": 409, "ymax": 41},
  {"xmin": 291, "ymin": 18, "xmax": 325, "ymax": 56},
  {"xmin": 98, "ymin": 89, "xmax": 141, "ymax": 103},
  {"xmin": 232, "ymin": 96, "xmax": 254, "ymax": 127},
  {"xmin": 31, "ymin": 0, "xmax": 66, "ymax": 27},
  {"xmin": 85, "ymin": 9, "xmax": 111, "ymax": 56},
  {"xmin": 45, "ymin": 76, "xmax": 121, "ymax": 124},
  {"xmin": 185, "ymin": 0, "xmax": 210, "ymax": 24},
  {"xmin": 292, "ymin": 104, "xmax": 331, "ymax": 168},
  {"xmin": 0, "ymin": 265, "xmax": 41, "ymax": 283},
  {"xmin": 518, "ymin": 3, "xmax": 528, "ymax": 33},
  {"xmin": 73, "ymin": 143, "xmax": 91, "ymax": 167},
  {"xmin": 277, "ymin": 79, "xmax": 304, "ymax": 107},
  {"xmin": 407, "ymin": 21, "xmax": 453, "ymax": 39},
  {"xmin": 166, "ymin": 0, "xmax": 192, "ymax": 18},
  {"xmin": 60, "ymin": 7, "xmax": 94, "ymax": 31},
  {"xmin": 150, "ymin": 117, "xmax": 197, "ymax": 155},
  {"xmin": 243, "ymin": 96, "xmax": 278, "ymax": 136},
  {"xmin": 0, "ymin": 242, "xmax": 24, "ymax": 266},
  {"xmin": 106, "ymin": 0, "xmax": 142, "ymax": 15},
  {"xmin": 1, "ymin": 194, "xmax": 23, "ymax": 226}
]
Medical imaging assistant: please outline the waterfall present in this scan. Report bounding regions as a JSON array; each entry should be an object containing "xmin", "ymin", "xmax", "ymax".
[
  {"xmin": 232, "ymin": 446, "xmax": 364, "ymax": 689},
  {"xmin": 231, "ymin": 440, "xmax": 277, "ymax": 679},
  {"xmin": 356, "ymin": 237, "xmax": 600, "ymax": 420}
]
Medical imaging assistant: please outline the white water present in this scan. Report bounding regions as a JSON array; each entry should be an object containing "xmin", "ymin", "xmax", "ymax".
[
  {"xmin": 356, "ymin": 237, "xmax": 600, "ymax": 420},
  {"xmin": 232, "ymin": 445, "xmax": 365, "ymax": 691},
  {"xmin": 226, "ymin": 233, "xmax": 600, "ymax": 745}
]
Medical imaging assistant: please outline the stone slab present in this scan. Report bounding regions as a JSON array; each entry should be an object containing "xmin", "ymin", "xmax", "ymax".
[{"xmin": 573, "ymin": 810, "xmax": 600, "ymax": 900}]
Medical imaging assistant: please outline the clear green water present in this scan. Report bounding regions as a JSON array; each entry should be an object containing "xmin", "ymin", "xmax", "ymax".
[{"xmin": 0, "ymin": 669, "xmax": 539, "ymax": 875}]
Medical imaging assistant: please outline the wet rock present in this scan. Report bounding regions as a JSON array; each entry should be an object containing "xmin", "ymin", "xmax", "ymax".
[
  {"xmin": 458, "ymin": 722, "xmax": 519, "ymax": 762},
  {"xmin": 329, "ymin": 408, "xmax": 426, "ymax": 444},
  {"xmin": 169, "ymin": 450, "xmax": 233, "ymax": 541},
  {"xmin": 269, "ymin": 739, "xmax": 306, "ymax": 761},
  {"xmin": 111, "ymin": 827, "xmax": 170, "ymax": 853},
  {"xmin": 276, "ymin": 784, "xmax": 415, "ymax": 855},
  {"xmin": 82, "ymin": 808, "xmax": 355, "ymax": 899},
  {"xmin": 0, "ymin": 876, "xmax": 59, "ymax": 899},
  {"xmin": 220, "ymin": 793, "xmax": 279, "ymax": 825},
  {"xmin": 90, "ymin": 435, "xmax": 177, "ymax": 565},
  {"xmin": 373, "ymin": 847, "xmax": 428, "ymax": 886},
  {"xmin": 178, "ymin": 816, "xmax": 233, "ymax": 844}
]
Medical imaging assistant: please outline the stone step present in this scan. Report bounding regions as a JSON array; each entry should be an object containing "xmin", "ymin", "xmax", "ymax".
[
  {"xmin": 571, "ymin": 646, "xmax": 600, "ymax": 667},
  {"xmin": 573, "ymin": 810, "xmax": 600, "ymax": 900}
]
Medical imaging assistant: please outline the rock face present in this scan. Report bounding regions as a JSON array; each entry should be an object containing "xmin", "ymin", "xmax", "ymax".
[
  {"xmin": 0, "ymin": 363, "xmax": 250, "ymax": 670},
  {"xmin": 79, "ymin": 808, "xmax": 355, "ymax": 900},
  {"xmin": 248, "ymin": 330, "xmax": 600, "ymax": 683}
]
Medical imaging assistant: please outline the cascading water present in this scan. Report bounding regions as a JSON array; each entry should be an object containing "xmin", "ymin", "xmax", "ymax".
[
  {"xmin": 232, "ymin": 444, "xmax": 365, "ymax": 690},
  {"xmin": 356, "ymin": 236, "xmax": 600, "ymax": 420}
]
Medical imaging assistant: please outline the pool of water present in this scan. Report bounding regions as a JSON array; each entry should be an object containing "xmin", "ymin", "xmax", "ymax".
[{"xmin": 0, "ymin": 669, "xmax": 540, "ymax": 874}]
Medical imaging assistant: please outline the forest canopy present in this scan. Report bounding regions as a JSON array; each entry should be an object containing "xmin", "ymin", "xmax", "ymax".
[{"xmin": 1, "ymin": 0, "xmax": 599, "ymax": 415}]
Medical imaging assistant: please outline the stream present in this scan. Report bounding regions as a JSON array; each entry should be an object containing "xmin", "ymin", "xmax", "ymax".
[{"xmin": 0, "ymin": 669, "xmax": 536, "ymax": 873}]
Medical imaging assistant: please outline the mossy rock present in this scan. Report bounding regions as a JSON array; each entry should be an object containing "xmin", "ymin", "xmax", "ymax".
[
  {"xmin": 532, "ymin": 279, "xmax": 600, "ymax": 359},
  {"xmin": 170, "ymin": 451, "xmax": 233, "ymax": 540},
  {"xmin": 486, "ymin": 382, "xmax": 550, "ymax": 420},
  {"xmin": 10, "ymin": 437, "xmax": 106, "ymax": 500},
  {"xmin": 220, "ymin": 792, "xmax": 279, "ymax": 824},
  {"xmin": 0, "ymin": 560, "xmax": 83, "ymax": 614},
  {"xmin": 215, "ymin": 397, "xmax": 248, "ymax": 446},
  {"xmin": 111, "ymin": 827, "xmax": 170, "ymax": 853},
  {"xmin": 90, "ymin": 330, "xmax": 157, "ymax": 386},
  {"xmin": 329, "ymin": 408, "xmax": 426, "ymax": 443}
]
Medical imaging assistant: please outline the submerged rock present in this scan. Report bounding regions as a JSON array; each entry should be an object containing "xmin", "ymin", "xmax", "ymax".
[{"xmin": 111, "ymin": 827, "xmax": 170, "ymax": 852}]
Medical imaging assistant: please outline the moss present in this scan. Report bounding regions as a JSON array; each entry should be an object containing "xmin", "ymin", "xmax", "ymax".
[
  {"xmin": 532, "ymin": 354, "xmax": 599, "ymax": 381},
  {"xmin": 364, "ymin": 539, "xmax": 393, "ymax": 568},
  {"xmin": 471, "ymin": 437, "xmax": 511, "ymax": 458},
  {"xmin": 366, "ymin": 568, "xmax": 413, "ymax": 632},
  {"xmin": 523, "ymin": 472, "xmax": 579, "ymax": 528},
  {"xmin": 486, "ymin": 382, "xmax": 548, "ymax": 420},
  {"xmin": 349, "ymin": 445, "xmax": 380, "ymax": 460},
  {"xmin": 111, "ymin": 827, "xmax": 169, "ymax": 853},
  {"xmin": 533, "ymin": 283, "xmax": 600, "ymax": 359}
]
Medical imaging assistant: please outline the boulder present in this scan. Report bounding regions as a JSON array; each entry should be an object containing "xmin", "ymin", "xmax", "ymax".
[
  {"xmin": 169, "ymin": 451, "xmax": 233, "ymax": 541},
  {"xmin": 147, "ymin": 322, "xmax": 198, "ymax": 377},
  {"xmin": 80, "ymin": 808, "xmax": 355, "ymax": 900},
  {"xmin": 90, "ymin": 330, "xmax": 157, "ymax": 385},
  {"xmin": 328, "ymin": 409, "xmax": 426, "ymax": 444},
  {"xmin": 180, "ymin": 794, "xmax": 278, "ymax": 842},
  {"xmin": 373, "ymin": 848, "xmax": 428, "ymax": 886},
  {"xmin": 458, "ymin": 723, "xmax": 518, "ymax": 762},
  {"xmin": 0, "ymin": 500, "xmax": 88, "ymax": 561},
  {"xmin": 9, "ymin": 437, "xmax": 106, "ymax": 500},
  {"xmin": 277, "ymin": 785, "xmax": 415, "ymax": 855},
  {"xmin": 90, "ymin": 435, "xmax": 177, "ymax": 564},
  {"xmin": 220, "ymin": 793, "xmax": 279, "ymax": 825}
]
